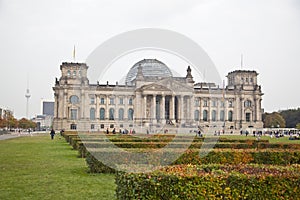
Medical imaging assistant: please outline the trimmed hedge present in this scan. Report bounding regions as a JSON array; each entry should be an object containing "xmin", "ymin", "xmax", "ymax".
[
  {"xmin": 86, "ymin": 149, "xmax": 300, "ymax": 173},
  {"xmin": 115, "ymin": 164, "xmax": 300, "ymax": 199}
]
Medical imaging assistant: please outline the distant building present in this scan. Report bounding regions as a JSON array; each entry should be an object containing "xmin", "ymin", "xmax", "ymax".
[
  {"xmin": 53, "ymin": 59, "xmax": 264, "ymax": 132},
  {"xmin": 32, "ymin": 115, "xmax": 53, "ymax": 131},
  {"xmin": 31, "ymin": 100, "xmax": 54, "ymax": 130},
  {"xmin": 0, "ymin": 107, "xmax": 13, "ymax": 119},
  {"xmin": 42, "ymin": 100, "xmax": 54, "ymax": 116}
]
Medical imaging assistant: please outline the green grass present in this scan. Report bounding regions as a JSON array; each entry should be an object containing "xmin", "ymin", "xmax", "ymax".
[
  {"xmin": 220, "ymin": 134, "xmax": 300, "ymax": 144},
  {"xmin": 0, "ymin": 135, "xmax": 116, "ymax": 200}
]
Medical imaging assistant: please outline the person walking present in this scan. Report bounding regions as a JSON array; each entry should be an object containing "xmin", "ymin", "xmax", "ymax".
[{"xmin": 50, "ymin": 129, "xmax": 55, "ymax": 140}]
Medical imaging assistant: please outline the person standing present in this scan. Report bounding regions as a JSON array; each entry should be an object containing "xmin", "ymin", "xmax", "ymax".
[{"xmin": 50, "ymin": 129, "xmax": 55, "ymax": 140}]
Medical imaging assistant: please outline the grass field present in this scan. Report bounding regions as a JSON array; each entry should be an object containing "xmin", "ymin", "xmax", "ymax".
[{"xmin": 0, "ymin": 134, "xmax": 116, "ymax": 200}]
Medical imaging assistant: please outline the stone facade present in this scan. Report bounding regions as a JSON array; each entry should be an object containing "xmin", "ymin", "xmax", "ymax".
[{"xmin": 52, "ymin": 59, "xmax": 264, "ymax": 132}]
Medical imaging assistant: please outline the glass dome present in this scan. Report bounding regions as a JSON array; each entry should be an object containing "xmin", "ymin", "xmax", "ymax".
[{"xmin": 125, "ymin": 59, "xmax": 173, "ymax": 84}]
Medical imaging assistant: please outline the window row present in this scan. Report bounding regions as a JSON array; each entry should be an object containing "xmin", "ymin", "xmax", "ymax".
[
  {"xmin": 90, "ymin": 108, "xmax": 134, "ymax": 121},
  {"xmin": 67, "ymin": 70, "xmax": 81, "ymax": 77},
  {"xmin": 95, "ymin": 97, "xmax": 133, "ymax": 105},
  {"xmin": 69, "ymin": 95, "xmax": 133, "ymax": 106},
  {"xmin": 194, "ymin": 99, "xmax": 233, "ymax": 108},
  {"xmin": 194, "ymin": 110, "xmax": 233, "ymax": 122}
]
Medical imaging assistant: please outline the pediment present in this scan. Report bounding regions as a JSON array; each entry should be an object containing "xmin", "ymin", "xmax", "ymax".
[
  {"xmin": 157, "ymin": 77, "xmax": 194, "ymax": 92},
  {"xmin": 140, "ymin": 83, "xmax": 172, "ymax": 92},
  {"xmin": 137, "ymin": 77, "xmax": 193, "ymax": 93}
]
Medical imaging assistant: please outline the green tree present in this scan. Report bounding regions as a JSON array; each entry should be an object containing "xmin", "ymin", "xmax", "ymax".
[
  {"xmin": 263, "ymin": 112, "xmax": 286, "ymax": 128},
  {"xmin": 280, "ymin": 108, "xmax": 300, "ymax": 128},
  {"xmin": 18, "ymin": 118, "xmax": 36, "ymax": 129}
]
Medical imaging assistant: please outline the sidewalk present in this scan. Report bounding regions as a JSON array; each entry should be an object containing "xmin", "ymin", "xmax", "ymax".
[
  {"xmin": 0, "ymin": 134, "xmax": 20, "ymax": 140},
  {"xmin": 0, "ymin": 131, "xmax": 47, "ymax": 140}
]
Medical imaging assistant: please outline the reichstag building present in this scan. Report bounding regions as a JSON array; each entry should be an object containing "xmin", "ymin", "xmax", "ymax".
[{"xmin": 52, "ymin": 59, "xmax": 263, "ymax": 133}]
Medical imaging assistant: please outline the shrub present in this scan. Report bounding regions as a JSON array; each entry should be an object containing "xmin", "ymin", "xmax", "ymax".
[{"xmin": 115, "ymin": 164, "xmax": 300, "ymax": 199}]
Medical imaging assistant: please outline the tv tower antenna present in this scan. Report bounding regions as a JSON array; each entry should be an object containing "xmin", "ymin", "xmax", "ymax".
[{"xmin": 25, "ymin": 76, "xmax": 31, "ymax": 119}]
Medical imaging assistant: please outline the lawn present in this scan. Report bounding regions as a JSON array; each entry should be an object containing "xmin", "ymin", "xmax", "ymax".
[{"xmin": 0, "ymin": 134, "xmax": 116, "ymax": 200}]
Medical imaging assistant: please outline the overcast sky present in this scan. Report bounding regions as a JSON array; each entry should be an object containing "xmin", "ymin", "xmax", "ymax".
[{"xmin": 0, "ymin": 0, "xmax": 299, "ymax": 119}]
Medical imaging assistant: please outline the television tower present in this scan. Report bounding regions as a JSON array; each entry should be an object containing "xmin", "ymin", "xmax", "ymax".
[{"xmin": 25, "ymin": 78, "xmax": 31, "ymax": 119}]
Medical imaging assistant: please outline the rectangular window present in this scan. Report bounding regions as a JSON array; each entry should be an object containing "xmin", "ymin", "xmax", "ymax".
[
  {"xmin": 221, "ymin": 101, "xmax": 225, "ymax": 108},
  {"xmin": 128, "ymin": 98, "xmax": 133, "ymax": 105},
  {"xmin": 110, "ymin": 98, "xmax": 115, "ymax": 105},
  {"xmin": 90, "ymin": 97, "xmax": 95, "ymax": 104},
  {"xmin": 203, "ymin": 100, "xmax": 208, "ymax": 107},
  {"xmin": 70, "ymin": 109, "xmax": 77, "ymax": 120},
  {"xmin": 246, "ymin": 113, "xmax": 251, "ymax": 122},
  {"xmin": 70, "ymin": 124, "xmax": 77, "ymax": 130},
  {"xmin": 212, "ymin": 100, "xmax": 217, "ymax": 107},
  {"xmin": 91, "ymin": 124, "xmax": 95, "ymax": 130},
  {"xmin": 100, "ymin": 124, "xmax": 104, "ymax": 129},
  {"xmin": 228, "ymin": 101, "xmax": 233, "ymax": 108},
  {"xmin": 119, "ymin": 98, "xmax": 124, "ymax": 105},
  {"xmin": 194, "ymin": 98, "xmax": 200, "ymax": 106},
  {"xmin": 110, "ymin": 124, "xmax": 114, "ymax": 128},
  {"xmin": 100, "ymin": 98, "xmax": 105, "ymax": 104}
]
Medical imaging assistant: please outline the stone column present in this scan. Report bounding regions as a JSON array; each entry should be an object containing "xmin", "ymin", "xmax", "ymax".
[
  {"xmin": 125, "ymin": 96, "xmax": 128, "ymax": 121},
  {"xmin": 106, "ymin": 95, "xmax": 109, "ymax": 120},
  {"xmin": 170, "ymin": 95, "xmax": 175, "ymax": 121},
  {"xmin": 208, "ymin": 98, "xmax": 211, "ymax": 121},
  {"xmin": 95, "ymin": 95, "xmax": 99, "ymax": 119},
  {"xmin": 116, "ymin": 96, "xmax": 119, "ymax": 120},
  {"xmin": 152, "ymin": 95, "xmax": 156, "ymax": 122},
  {"xmin": 161, "ymin": 95, "xmax": 165, "ymax": 123},
  {"xmin": 199, "ymin": 97, "xmax": 202, "ymax": 121},
  {"xmin": 63, "ymin": 91, "xmax": 67, "ymax": 119},
  {"xmin": 144, "ymin": 95, "xmax": 147, "ymax": 120},
  {"xmin": 256, "ymin": 98, "xmax": 261, "ymax": 121},
  {"xmin": 190, "ymin": 95, "xmax": 194, "ymax": 122},
  {"xmin": 180, "ymin": 96, "xmax": 184, "ymax": 122}
]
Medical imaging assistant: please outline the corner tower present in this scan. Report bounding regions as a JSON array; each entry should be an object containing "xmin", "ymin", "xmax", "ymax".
[{"xmin": 58, "ymin": 62, "xmax": 89, "ymax": 86}]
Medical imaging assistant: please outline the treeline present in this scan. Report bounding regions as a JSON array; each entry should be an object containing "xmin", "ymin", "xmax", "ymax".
[
  {"xmin": 263, "ymin": 108, "xmax": 300, "ymax": 128},
  {"xmin": 0, "ymin": 112, "xmax": 36, "ymax": 130},
  {"xmin": 280, "ymin": 108, "xmax": 300, "ymax": 128}
]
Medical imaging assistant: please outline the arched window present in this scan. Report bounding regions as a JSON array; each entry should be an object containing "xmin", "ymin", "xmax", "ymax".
[
  {"xmin": 119, "ymin": 108, "xmax": 124, "ymax": 120},
  {"xmin": 67, "ymin": 70, "xmax": 71, "ymax": 77},
  {"xmin": 203, "ymin": 110, "xmax": 208, "ymax": 122},
  {"xmin": 194, "ymin": 110, "xmax": 199, "ymax": 121},
  {"xmin": 220, "ymin": 110, "xmax": 225, "ymax": 121},
  {"xmin": 100, "ymin": 108, "xmax": 105, "ymax": 120},
  {"xmin": 109, "ymin": 108, "xmax": 115, "ymax": 120},
  {"xmin": 70, "ymin": 95, "xmax": 79, "ymax": 104},
  {"xmin": 244, "ymin": 100, "xmax": 252, "ymax": 107},
  {"xmin": 228, "ymin": 111, "xmax": 233, "ymax": 122},
  {"xmin": 128, "ymin": 108, "xmax": 134, "ymax": 120},
  {"xmin": 212, "ymin": 110, "xmax": 217, "ymax": 121},
  {"xmin": 90, "ymin": 108, "xmax": 95, "ymax": 120}
]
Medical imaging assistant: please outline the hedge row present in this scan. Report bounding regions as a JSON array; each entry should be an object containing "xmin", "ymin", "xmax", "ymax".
[
  {"xmin": 77, "ymin": 141, "xmax": 300, "ymax": 150},
  {"xmin": 86, "ymin": 149, "xmax": 300, "ymax": 173},
  {"xmin": 62, "ymin": 131, "xmax": 271, "ymax": 145},
  {"xmin": 75, "ymin": 140, "xmax": 300, "ymax": 159},
  {"xmin": 115, "ymin": 164, "xmax": 300, "ymax": 199}
]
